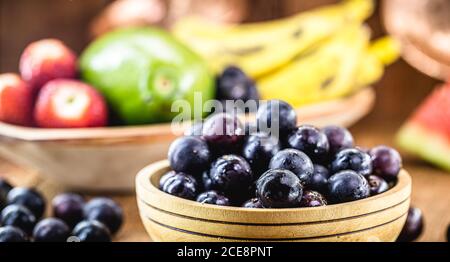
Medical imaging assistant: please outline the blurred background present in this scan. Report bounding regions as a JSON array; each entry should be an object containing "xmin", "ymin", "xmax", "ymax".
[
  {"xmin": 1, "ymin": 0, "xmax": 449, "ymax": 242},
  {"xmin": 0, "ymin": 0, "xmax": 440, "ymax": 125}
]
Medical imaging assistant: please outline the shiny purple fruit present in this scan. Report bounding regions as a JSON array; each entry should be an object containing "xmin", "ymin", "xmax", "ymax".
[
  {"xmin": 241, "ymin": 198, "xmax": 264, "ymax": 208},
  {"xmin": 369, "ymin": 145, "xmax": 402, "ymax": 180},
  {"xmin": 287, "ymin": 125, "xmax": 329, "ymax": 162},
  {"xmin": 397, "ymin": 207, "xmax": 424, "ymax": 242},
  {"xmin": 242, "ymin": 132, "xmax": 280, "ymax": 178},
  {"xmin": 309, "ymin": 164, "xmax": 330, "ymax": 192},
  {"xmin": 83, "ymin": 197, "xmax": 123, "ymax": 235},
  {"xmin": 256, "ymin": 99, "xmax": 297, "ymax": 134},
  {"xmin": 209, "ymin": 155, "xmax": 253, "ymax": 194},
  {"xmin": 161, "ymin": 172, "xmax": 199, "ymax": 200},
  {"xmin": 322, "ymin": 125, "xmax": 354, "ymax": 154},
  {"xmin": 269, "ymin": 149, "xmax": 314, "ymax": 185},
  {"xmin": 300, "ymin": 190, "xmax": 327, "ymax": 207},
  {"xmin": 52, "ymin": 193, "xmax": 85, "ymax": 228},
  {"xmin": 330, "ymin": 148, "xmax": 372, "ymax": 176},
  {"xmin": 202, "ymin": 113, "xmax": 245, "ymax": 154},
  {"xmin": 168, "ymin": 136, "xmax": 211, "ymax": 175},
  {"xmin": 366, "ymin": 175, "xmax": 389, "ymax": 196},
  {"xmin": 327, "ymin": 170, "xmax": 370, "ymax": 203},
  {"xmin": 256, "ymin": 169, "xmax": 303, "ymax": 208},
  {"xmin": 196, "ymin": 190, "xmax": 230, "ymax": 206}
]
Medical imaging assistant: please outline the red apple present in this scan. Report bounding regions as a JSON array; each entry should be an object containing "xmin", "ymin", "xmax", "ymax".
[
  {"xmin": 20, "ymin": 39, "xmax": 77, "ymax": 91},
  {"xmin": 34, "ymin": 79, "xmax": 108, "ymax": 128},
  {"xmin": 0, "ymin": 73, "xmax": 34, "ymax": 126}
]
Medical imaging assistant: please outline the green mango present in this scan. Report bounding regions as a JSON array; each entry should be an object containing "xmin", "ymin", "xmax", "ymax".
[{"xmin": 79, "ymin": 27, "xmax": 215, "ymax": 125}]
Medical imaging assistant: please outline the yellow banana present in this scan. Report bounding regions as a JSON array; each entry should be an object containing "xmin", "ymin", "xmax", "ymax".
[
  {"xmin": 257, "ymin": 25, "xmax": 371, "ymax": 107},
  {"xmin": 172, "ymin": 0, "xmax": 375, "ymax": 77},
  {"xmin": 355, "ymin": 36, "xmax": 401, "ymax": 88},
  {"xmin": 258, "ymin": 34, "xmax": 400, "ymax": 107}
]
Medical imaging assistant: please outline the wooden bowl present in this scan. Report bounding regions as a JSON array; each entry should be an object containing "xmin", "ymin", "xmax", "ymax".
[
  {"xmin": 0, "ymin": 88, "xmax": 374, "ymax": 192},
  {"xmin": 136, "ymin": 160, "xmax": 412, "ymax": 242}
]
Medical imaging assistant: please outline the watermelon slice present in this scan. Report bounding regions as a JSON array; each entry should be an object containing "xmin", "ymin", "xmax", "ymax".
[{"xmin": 397, "ymin": 83, "xmax": 450, "ymax": 171}]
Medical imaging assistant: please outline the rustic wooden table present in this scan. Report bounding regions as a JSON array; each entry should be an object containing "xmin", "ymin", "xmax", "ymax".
[{"xmin": 1, "ymin": 120, "xmax": 449, "ymax": 242}]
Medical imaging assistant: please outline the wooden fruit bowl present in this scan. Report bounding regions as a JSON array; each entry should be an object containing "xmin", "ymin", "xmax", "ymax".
[
  {"xmin": 136, "ymin": 160, "xmax": 411, "ymax": 242},
  {"xmin": 0, "ymin": 88, "xmax": 374, "ymax": 192}
]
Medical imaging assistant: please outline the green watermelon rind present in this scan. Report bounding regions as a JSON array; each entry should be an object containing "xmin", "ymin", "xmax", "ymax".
[{"xmin": 397, "ymin": 122, "xmax": 450, "ymax": 172}]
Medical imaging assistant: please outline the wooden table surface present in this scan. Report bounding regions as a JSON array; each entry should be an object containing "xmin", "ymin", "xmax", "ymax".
[{"xmin": 1, "ymin": 120, "xmax": 449, "ymax": 242}]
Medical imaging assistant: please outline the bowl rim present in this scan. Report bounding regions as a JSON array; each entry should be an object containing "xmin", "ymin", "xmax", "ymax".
[
  {"xmin": 0, "ymin": 88, "xmax": 374, "ymax": 143},
  {"xmin": 136, "ymin": 159, "xmax": 412, "ymax": 224}
]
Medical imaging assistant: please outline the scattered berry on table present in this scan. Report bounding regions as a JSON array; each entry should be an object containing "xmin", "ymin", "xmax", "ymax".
[
  {"xmin": 72, "ymin": 220, "xmax": 111, "ymax": 242},
  {"xmin": 33, "ymin": 218, "xmax": 70, "ymax": 242},
  {"xmin": 0, "ymin": 204, "xmax": 37, "ymax": 235},
  {"xmin": 0, "ymin": 226, "xmax": 28, "ymax": 242},
  {"xmin": 397, "ymin": 207, "xmax": 424, "ymax": 242},
  {"xmin": 7, "ymin": 187, "xmax": 46, "ymax": 219},
  {"xmin": 52, "ymin": 193, "xmax": 85, "ymax": 228},
  {"xmin": 83, "ymin": 197, "xmax": 123, "ymax": 235}
]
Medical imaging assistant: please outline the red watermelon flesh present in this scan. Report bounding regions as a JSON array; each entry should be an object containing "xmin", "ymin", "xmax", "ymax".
[{"xmin": 397, "ymin": 83, "xmax": 450, "ymax": 171}]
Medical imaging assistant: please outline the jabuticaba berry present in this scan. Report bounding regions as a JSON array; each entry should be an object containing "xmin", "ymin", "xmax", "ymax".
[
  {"xmin": 83, "ymin": 197, "xmax": 123, "ymax": 235},
  {"xmin": 327, "ymin": 170, "xmax": 370, "ymax": 204},
  {"xmin": 196, "ymin": 190, "xmax": 230, "ymax": 206},
  {"xmin": 256, "ymin": 99, "xmax": 297, "ymax": 134},
  {"xmin": 287, "ymin": 125, "xmax": 329, "ymax": 162},
  {"xmin": 330, "ymin": 148, "xmax": 373, "ymax": 176},
  {"xmin": 0, "ymin": 226, "xmax": 28, "ymax": 242},
  {"xmin": 33, "ymin": 218, "xmax": 70, "ymax": 242},
  {"xmin": 269, "ymin": 149, "xmax": 314, "ymax": 186},
  {"xmin": 0, "ymin": 204, "xmax": 36, "ymax": 235},
  {"xmin": 168, "ymin": 136, "xmax": 211, "ymax": 175},
  {"xmin": 300, "ymin": 190, "xmax": 327, "ymax": 207},
  {"xmin": 52, "ymin": 193, "xmax": 85, "ymax": 229},
  {"xmin": 161, "ymin": 172, "xmax": 199, "ymax": 200},
  {"xmin": 7, "ymin": 187, "xmax": 46, "ymax": 219},
  {"xmin": 202, "ymin": 113, "xmax": 245, "ymax": 155},
  {"xmin": 0, "ymin": 179, "xmax": 13, "ymax": 209},
  {"xmin": 322, "ymin": 125, "xmax": 354, "ymax": 154},
  {"xmin": 369, "ymin": 145, "xmax": 402, "ymax": 180},
  {"xmin": 366, "ymin": 175, "xmax": 389, "ymax": 196},
  {"xmin": 256, "ymin": 169, "xmax": 303, "ymax": 208},
  {"xmin": 309, "ymin": 164, "xmax": 330, "ymax": 193},
  {"xmin": 242, "ymin": 132, "xmax": 280, "ymax": 178},
  {"xmin": 72, "ymin": 220, "xmax": 111, "ymax": 242},
  {"xmin": 397, "ymin": 207, "xmax": 424, "ymax": 242},
  {"xmin": 241, "ymin": 198, "xmax": 264, "ymax": 208},
  {"xmin": 209, "ymin": 155, "xmax": 253, "ymax": 195}
]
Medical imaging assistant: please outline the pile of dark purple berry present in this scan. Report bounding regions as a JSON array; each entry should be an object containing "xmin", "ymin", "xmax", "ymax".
[
  {"xmin": 0, "ymin": 178, "xmax": 123, "ymax": 242},
  {"xmin": 160, "ymin": 99, "xmax": 403, "ymax": 208}
]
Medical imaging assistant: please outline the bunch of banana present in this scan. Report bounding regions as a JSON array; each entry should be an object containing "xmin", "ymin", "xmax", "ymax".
[{"xmin": 172, "ymin": 0, "xmax": 400, "ymax": 107}]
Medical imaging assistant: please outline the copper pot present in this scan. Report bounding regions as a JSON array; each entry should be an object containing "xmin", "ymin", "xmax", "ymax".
[{"xmin": 382, "ymin": 0, "xmax": 450, "ymax": 80}]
